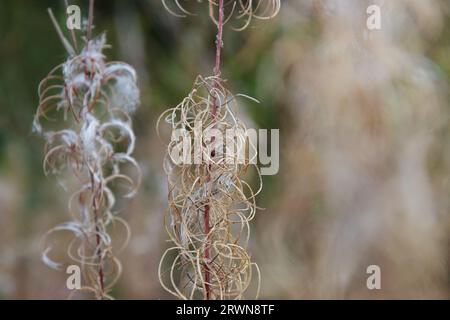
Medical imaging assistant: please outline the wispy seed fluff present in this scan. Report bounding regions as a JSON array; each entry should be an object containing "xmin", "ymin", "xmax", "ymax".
[{"xmin": 34, "ymin": 16, "xmax": 140, "ymax": 299}]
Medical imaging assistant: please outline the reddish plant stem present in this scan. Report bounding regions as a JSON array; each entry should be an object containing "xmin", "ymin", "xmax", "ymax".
[
  {"xmin": 204, "ymin": 0, "xmax": 225, "ymax": 300},
  {"xmin": 87, "ymin": 0, "xmax": 104, "ymax": 299},
  {"xmin": 90, "ymin": 171, "xmax": 105, "ymax": 299},
  {"xmin": 93, "ymin": 203, "xmax": 105, "ymax": 297},
  {"xmin": 204, "ymin": 208, "xmax": 211, "ymax": 300},
  {"xmin": 213, "ymin": 0, "xmax": 225, "ymax": 80}
]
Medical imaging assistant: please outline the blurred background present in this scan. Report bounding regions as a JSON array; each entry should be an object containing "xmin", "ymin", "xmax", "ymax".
[{"xmin": 0, "ymin": 0, "xmax": 450, "ymax": 299}]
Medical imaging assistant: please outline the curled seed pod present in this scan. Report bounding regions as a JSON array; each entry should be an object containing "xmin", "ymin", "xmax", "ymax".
[
  {"xmin": 162, "ymin": 0, "xmax": 281, "ymax": 30},
  {"xmin": 158, "ymin": 75, "xmax": 262, "ymax": 300},
  {"xmin": 35, "ymin": 8, "xmax": 140, "ymax": 300}
]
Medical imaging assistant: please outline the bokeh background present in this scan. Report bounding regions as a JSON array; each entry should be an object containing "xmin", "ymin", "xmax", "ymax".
[{"xmin": 1, "ymin": 0, "xmax": 450, "ymax": 299}]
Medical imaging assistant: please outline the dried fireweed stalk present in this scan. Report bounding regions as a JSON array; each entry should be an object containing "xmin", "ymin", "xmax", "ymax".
[
  {"xmin": 159, "ymin": 0, "xmax": 279, "ymax": 300},
  {"xmin": 162, "ymin": 0, "xmax": 281, "ymax": 30},
  {"xmin": 34, "ymin": 1, "xmax": 140, "ymax": 300},
  {"xmin": 158, "ymin": 75, "xmax": 262, "ymax": 299}
]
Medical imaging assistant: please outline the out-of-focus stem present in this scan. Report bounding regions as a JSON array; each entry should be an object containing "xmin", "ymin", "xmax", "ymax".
[
  {"xmin": 87, "ymin": 0, "xmax": 94, "ymax": 41},
  {"xmin": 213, "ymin": 0, "xmax": 225, "ymax": 79}
]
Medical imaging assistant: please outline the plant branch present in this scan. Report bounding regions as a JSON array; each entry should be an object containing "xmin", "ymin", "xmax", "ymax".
[
  {"xmin": 204, "ymin": 0, "xmax": 225, "ymax": 301},
  {"xmin": 90, "ymin": 170, "xmax": 105, "ymax": 299}
]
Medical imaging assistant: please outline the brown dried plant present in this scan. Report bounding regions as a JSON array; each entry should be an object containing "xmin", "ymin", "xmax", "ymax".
[
  {"xmin": 34, "ymin": 0, "xmax": 140, "ymax": 300},
  {"xmin": 162, "ymin": 0, "xmax": 281, "ymax": 30},
  {"xmin": 158, "ymin": 0, "xmax": 279, "ymax": 300},
  {"xmin": 158, "ymin": 75, "xmax": 262, "ymax": 299}
]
